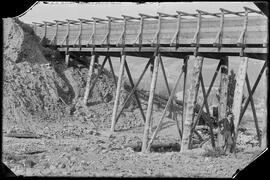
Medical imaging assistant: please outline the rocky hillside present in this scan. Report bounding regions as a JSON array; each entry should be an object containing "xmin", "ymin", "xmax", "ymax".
[{"xmin": 2, "ymin": 18, "xmax": 119, "ymax": 133}]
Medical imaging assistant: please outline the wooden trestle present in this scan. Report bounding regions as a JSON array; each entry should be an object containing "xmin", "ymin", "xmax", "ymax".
[{"xmin": 32, "ymin": 7, "xmax": 268, "ymax": 153}]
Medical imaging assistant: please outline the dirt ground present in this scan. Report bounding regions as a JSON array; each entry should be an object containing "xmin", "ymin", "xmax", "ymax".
[
  {"xmin": 2, "ymin": 18, "xmax": 266, "ymax": 178},
  {"xmin": 2, "ymin": 111, "xmax": 264, "ymax": 178}
]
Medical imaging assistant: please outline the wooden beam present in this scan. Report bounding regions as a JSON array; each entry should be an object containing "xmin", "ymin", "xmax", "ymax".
[
  {"xmin": 232, "ymin": 57, "xmax": 248, "ymax": 153},
  {"xmin": 182, "ymin": 57, "xmax": 188, "ymax": 133},
  {"xmin": 180, "ymin": 56, "xmax": 204, "ymax": 153},
  {"xmin": 83, "ymin": 53, "xmax": 96, "ymax": 105},
  {"xmin": 149, "ymin": 58, "xmax": 154, "ymax": 132},
  {"xmin": 57, "ymin": 47, "xmax": 268, "ymax": 58},
  {"xmin": 261, "ymin": 65, "xmax": 268, "ymax": 149},
  {"xmin": 217, "ymin": 57, "xmax": 229, "ymax": 149},
  {"xmin": 142, "ymin": 53, "xmax": 160, "ymax": 153},
  {"xmin": 110, "ymin": 52, "xmax": 126, "ymax": 132},
  {"xmin": 245, "ymin": 74, "xmax": 261, "ymax": 146}
]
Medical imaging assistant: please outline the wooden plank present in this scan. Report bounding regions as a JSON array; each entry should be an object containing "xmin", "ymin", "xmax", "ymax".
[
  {"xmin": 180, "ymin": 56, "xmax": 203, "ymax": 153},
  {"xmin": 83, "ymin": 54, "xmax": 96, "ymax": 105},
  {"xmin": 110, "ymin": 53, "xmax": 126, "ymax": 132},
  {"xmin": 142, "ymin": 53, "xmax": 160, "ymax": 153},
  {"xmin": 217, "ymin": 57, "xmax": 229, "ymax": 149},
  {"xmin": 232, "ymin": 57, "xmax": 248, "ymax": 153}
]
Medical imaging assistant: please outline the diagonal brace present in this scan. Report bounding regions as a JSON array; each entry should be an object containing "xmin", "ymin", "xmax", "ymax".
[
  {"xmin": 114, "ymin": 59, "xmax": 152, "ymax": 125},
  {"xmin": 124, "ymin": 60, "xmax": 147, "ymax": 123}
]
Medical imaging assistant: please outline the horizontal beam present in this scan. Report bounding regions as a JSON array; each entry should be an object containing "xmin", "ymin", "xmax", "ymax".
[
  {"xmin": 121, "ymin": 15, "xmax": 140, "ymax": 20},
  {"xmin": 139, "ymin": 13, "xmax": 158, "ymax": 19},
  {"xmin": 219, "ymin": 8, "xmax": 244, "ymax": 16},
  {"xmin": 56, "ymin": 47, "xmax": 267, "ymax": 60},
  {"xmin": 57, "ymin": 46, "xmax": 267, "ymax": 54},
  {"xmin": 157, "ymin": 12, "xmax": 178, "ymax": 18},
  {"xmin": 106, "ymin": 16, "xmax": 124, "ymax": 21}
]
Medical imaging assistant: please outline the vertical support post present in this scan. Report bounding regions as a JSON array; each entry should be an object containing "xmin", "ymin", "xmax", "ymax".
[
  {"xmin": 191, "ymin": 11, "xmax": 202, "ymax": 47},
  {"xmin": 180, "ymin": 56, "xmax": 203, "ymax": 153},
  {"xmin": 33, "ymin": 23, "xmax": 37, "ymax": 33},
  {"xmin": 61, "ymin": 20, "xmax": 70, "ymax": 47},
  {"xmin": 83, "ymin": 52, "xmax": 96, "ymax": 105},
  {"xmin": 134, "ymin": 15, "xmax": 144, "ymax": 51},
  {"xmin": 149, "ymin": 57, "xmax": 154, "ymax": 131},
  {"xmin": 182, "ymin": 57, "xmax": 188, "ymax": 133},
  {"xmin": 65, "ymin": 53, "xmax": 70, "ymax": 66},
  {"xmin": 232, "ymin": 57, "xmax": 248, "ymax": 153},
  {"xmin": 74, "ymin": 20, "xmax": 82, "ymax": 47},
  {"xmin": 151, "ymin": 13, "xmax": 161, "ymax": 46},
  {"xmin": 40, "ymin": 22, "xmax": 47, "ymax": 44},
  {"xmin": 142, "ymin": 53, "xmax": 160, "ymax": 153},
  {"xmin": 170, "ymin": 12, "xmax": 181, "ymax": 47},
  {"xmin": 111, "ymin": 51, "xmax": 126, "ymax": 132},
  {"xmin": 261, "ymin": 65, "xmax": 268, "ymax": 149},
  {"xmin": 217, "ymin": 56, "xmax": 229, "ymax": 149},
  {"xmin": 94, "ymin": 57, "xmax": 99, "ymax": 74},
  {"xmin": 51, "ymin": 21, "xmax": 58, "ymax": 45},
  {"xmin": 213, "ymin": 9, "xmax": 224, "ymax": 48},
  {"xmin": 88, "ymin": 18, "xmax": 96, "ymax": 46},
  {"xmin": 117, "ymin": 16, "xmax": 127, "ymax": 46}
]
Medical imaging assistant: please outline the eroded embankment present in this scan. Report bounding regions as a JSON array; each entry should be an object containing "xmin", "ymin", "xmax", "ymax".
[{"xmin": 3, "ymin": 18, "xmax": 142, "ymax": 134}]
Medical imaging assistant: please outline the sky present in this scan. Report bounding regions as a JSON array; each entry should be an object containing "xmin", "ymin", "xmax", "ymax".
[{"xmin": 19, "ymin": 1, "xmax": 260, "ymax": 24}]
